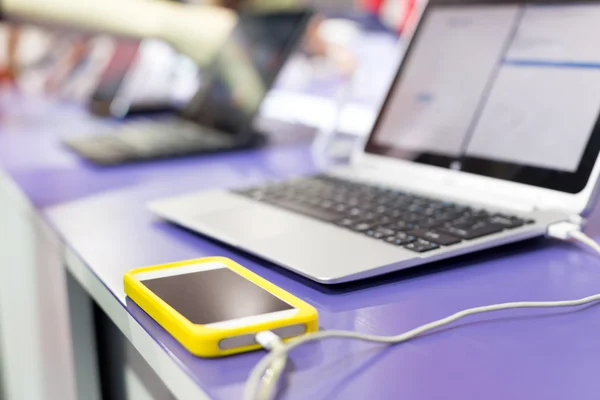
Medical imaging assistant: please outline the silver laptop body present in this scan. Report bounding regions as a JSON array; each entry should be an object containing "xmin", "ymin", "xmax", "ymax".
[{"xmin": 150, "ymin": 0, "xmax": 600, "ymax": 283}]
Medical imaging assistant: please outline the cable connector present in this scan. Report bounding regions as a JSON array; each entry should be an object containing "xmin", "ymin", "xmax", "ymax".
[
  {"xmin": 254, "ymin": 331, "xmax": 287, "ymax": 400},
  {"xmin": 547, "ymin": 221, "xmax": 582, "ymax": 240},
  {"xmin": 548, "ymin": 221, "xmax": 600, "ymax": 255},
  {"xmin": 255, "ymin": 331, "xmax": 283, "ymax": 351}
]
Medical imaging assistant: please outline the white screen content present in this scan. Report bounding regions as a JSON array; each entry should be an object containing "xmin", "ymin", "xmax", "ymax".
[
  {"xmin": 377, "ymin": 5, "xmax": 521, "ymax": 156},
  {"xmin": 375, "ymin": 3, "xmax": 600, "ymax": 173}
]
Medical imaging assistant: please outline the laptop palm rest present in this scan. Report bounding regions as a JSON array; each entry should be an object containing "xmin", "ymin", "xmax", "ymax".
[{"xmin": 196, "ymin": 205, "xmax": 305, "ymax": 242}]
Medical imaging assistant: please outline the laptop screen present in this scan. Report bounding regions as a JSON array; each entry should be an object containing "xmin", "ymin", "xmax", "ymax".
[
  {"xmin": 365, "ymin": 0, "xmax": 600, "ymax": 194},
  {"xmin": 180, "ymin": 11, "xmax": 311, "ymax": 135}
]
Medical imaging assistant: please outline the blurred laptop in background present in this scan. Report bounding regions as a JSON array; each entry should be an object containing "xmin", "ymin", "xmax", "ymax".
[{"xmin": 63, "ymin": 10, "xmax": 312, "ymax": 165}]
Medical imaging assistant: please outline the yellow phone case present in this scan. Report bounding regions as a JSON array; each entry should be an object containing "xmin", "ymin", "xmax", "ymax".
[{"xmin": 124, "ymin": 257, "xmax": 318, "ymax": 357}]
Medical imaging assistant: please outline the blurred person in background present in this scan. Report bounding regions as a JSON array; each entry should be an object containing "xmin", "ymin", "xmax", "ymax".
[
  {"xmin": 0, "ymin": 0, "xmax": 238, "ymax": 87},
  {"xmin": 0, "ymin": 26, "xmax": 19, "ymax": 86}
]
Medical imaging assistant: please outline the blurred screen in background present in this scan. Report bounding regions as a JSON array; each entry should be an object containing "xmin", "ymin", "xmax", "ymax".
[{"xmin": 182, "ymin": 10, "xmax": 312, "ymax": 133}]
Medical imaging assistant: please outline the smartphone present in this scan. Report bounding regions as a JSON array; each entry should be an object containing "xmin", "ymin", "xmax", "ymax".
[{"xmin": 124, "ymin": 257, "xmax": 318, "ymax": 357}]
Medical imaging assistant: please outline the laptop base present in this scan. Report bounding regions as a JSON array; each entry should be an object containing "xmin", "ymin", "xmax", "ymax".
[
  {"xmin": 64, "ymin": 120, "xmax": 268, "ymax": 166},
  {"xmin": 148, "ymin": 173, "xmax": 568, "ymax": 284}
]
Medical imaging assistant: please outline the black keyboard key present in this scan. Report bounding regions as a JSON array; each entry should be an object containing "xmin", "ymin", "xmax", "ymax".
[
  {"xmin": 320, "ymin": 200, "xmax": 334, "ymax": 209},
  {"xmin": 384, "ymin": 232, "xmax": 416, "ymax": 246},
  {"xmin": 365, "ymin": 230, "xmax": 385, "ymax": 239},
  {"xmin": 396, "ymin": 232, "xmax": 415, "ymax": 241},
  {"xmin": 448, "ymin": 216, "xmax": 484, "ymax": 229},
  {"xmin": 352, "ymin": 222, "xmax": 374, "ymax": 232},
  {"xmin": 389, "ymin": 209, "xmax": 405, "ymax": 218},
  {"xmin": 387, "ymin": 221, "xmax": 415, "ymax": 230},
  {"xmin": 375, "ymin": 197, "xmax": 392, "ymax": 205},
  {"xmin": 427, "ymin": 201, "xmax": 446, "ymax": 210},
  {"xmin": 347, "ymin": 207, "xmax": 363, "ymax": 217},
  {"xmin": 334, "ymin": 203, "xmax": 348, "ymax": 212},
  {"xmin": 375, "ymin": 227, "xmax": 396, "ymax": 237},
  {"xmin": 423, "ymin": 207, "xmax": 439, "ymax": 216},
  {"xmin": 384, "ymin": 236, "xmax": 399, "ymax": 245},
  {"xmin": 404, "ymin": 213, "xmax": 426, "ymax": 223},
  {"xmin": 435, "ymin": 211, "xmax": 463, "ymax": 223},
  {"xmin": 409, "ymin": 229, "xmax": 462, "ymax": 246},
  {"xmin": 267, "ymin": 199, "xmax": 343, "ymax": 222},
  {"xmin": 404, "ymin": 239, "xmax": 440, "ymax": 253},
  {"xmin": 439, "ymin": 223, "xmax": 503, "ymax": 240},
  {"xmin": 375, "ymin": 205, "xmax": 388, "ymax": 214},
  {"xmin": 373, "ymin": 215, "xmax": 393, "ymax": 225},
  {"xmin": 416, "ymin": 218, "xmax": 444, "ymax": 229},
  {"xmin": 306, "ymin": 197, "xmax": 321, "ymax": 206},
  {"xmin": 449, "ymin": 205, "xmax": 472, "ymax": 214},
  {"xmin": 336, "ymin": 218, "xmax": 356, "ymax": 227},
  {"xmin": 489, "ymin": 215, "xmax": 524, "ymax": 229},
  {"xmin": 461, "ymin": 210, "xmax": 491, "ymax": 221},
  {"xmin": 407, "ymin": 204, "xmax": 427, "ymax": 214},
  {"xmin": 352, "ymin": 210, "xmax": 376, "ymax": 220},
  {"xmin": 365, "ymin": 212, "xmax": 378, "ymax": 220}
]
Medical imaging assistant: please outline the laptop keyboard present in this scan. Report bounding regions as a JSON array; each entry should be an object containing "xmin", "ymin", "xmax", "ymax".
[
  {"xmin": 235, "ymin": 175, "xmax": 534, "ymax": 253},
  {"xmin": 107, "ymin": 120, "xmax": 234, "ymax": 153},
  {"xmin": 65, "ymin": 118, "xmax": 237, "ymax": 165}
]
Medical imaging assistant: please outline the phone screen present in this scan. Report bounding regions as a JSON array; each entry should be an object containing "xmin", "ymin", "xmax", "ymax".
[{"xmin": 141, "ymin": 266, "xmax": 293, "ymax": 325}]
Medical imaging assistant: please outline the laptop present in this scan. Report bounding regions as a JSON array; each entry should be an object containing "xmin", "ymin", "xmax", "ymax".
[
  {"xmin": 64, "ymin": 10, "xmax": 312, "ymax": 166},
  {"xmin": 149, "ymin": 0, "xmax": 600, "ymax": 284}
]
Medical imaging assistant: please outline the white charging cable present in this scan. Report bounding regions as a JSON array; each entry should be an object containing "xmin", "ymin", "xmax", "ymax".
[
  {"xmin": 254, "ymin": 331, "xmax": 288, "ymax": 400},
  {"xmin": 245, "ymin": 222, "xmax": 600, "ymax": 400},
  {"xmin": 548, "ymin": 221, "xmax": 600, "ymax": 253}
]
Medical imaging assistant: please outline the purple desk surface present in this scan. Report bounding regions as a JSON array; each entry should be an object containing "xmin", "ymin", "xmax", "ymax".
[{"xmin": 3, "ymin": 95, "xmax": 600, "ymax": 400}]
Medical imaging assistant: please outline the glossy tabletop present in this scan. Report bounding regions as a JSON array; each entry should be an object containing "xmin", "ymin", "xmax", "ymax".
[{"xmin": 3, "ymin": 94, "xmax": 600, "ymax": 400}]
